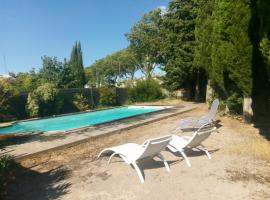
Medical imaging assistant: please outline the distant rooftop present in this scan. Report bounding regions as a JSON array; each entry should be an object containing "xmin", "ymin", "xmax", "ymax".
[{"xmin": 0, "ymin": 74, "xmax": 14, "ymax": 79}]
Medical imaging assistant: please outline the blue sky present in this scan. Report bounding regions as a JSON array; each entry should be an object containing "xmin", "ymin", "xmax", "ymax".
[{"xmin": 0, "ymin": 0, "xmax": 170, "ymax": 74}]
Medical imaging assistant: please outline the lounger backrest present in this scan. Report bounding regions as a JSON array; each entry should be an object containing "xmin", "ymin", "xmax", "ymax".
[
  {"xmin": 186, "ymin": 125, "xmax": 216, "ymax": 148},
  {"xmin": 204, "ymin": 99, "xmax": 219, "ymax": 121},
  {"xmin": 139, "ymin": 135, "xmax": 171, "ymax": 159}
]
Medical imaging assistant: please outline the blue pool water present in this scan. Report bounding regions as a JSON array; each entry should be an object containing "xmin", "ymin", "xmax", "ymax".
[{"xmin": 0, "ymin": 106, "xmax": 167, "ymax": 134}]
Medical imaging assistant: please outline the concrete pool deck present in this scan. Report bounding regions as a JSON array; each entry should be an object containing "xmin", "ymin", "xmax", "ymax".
[{"xmin": 0, "ymin": 104, "xmax": 197, "ymax": 161}]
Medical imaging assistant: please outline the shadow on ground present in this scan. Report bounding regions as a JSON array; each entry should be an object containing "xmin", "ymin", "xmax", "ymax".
[
  {"xmin": 0, "ymin": 133, "xmax": 68, "ymax": 150},
  {"xmin": 5, "ymin": 163, "xmax": 71, "ymax": 200},
  {"xmin": 253, "ymin": 119, "xmax": 270, "ymax": 140}
]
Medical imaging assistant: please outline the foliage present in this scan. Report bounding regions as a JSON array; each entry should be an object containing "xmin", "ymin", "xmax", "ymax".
[
  {"xmin": 194, "ymin": 0, "xmax": 214, "ymax": 71},
  {"xmin": 160, "ymin": 0, "xmax": 197, "ymax": 90},
  {"xmin": 257, "ymin": 0, "xmax": 270, "ymax": 75},
  {"xmin": 69, "ymin": 41, "xmax": 86, "ymax": 88},
  {"xmin": 0, "ymin": 79, "xmax": 18, "ymax": 121},
  {"xmin": 86, "ymin": 47, "xmax": 138, "ymax": 87},
  {"xmin": 26, "ymin": 83, "xmax": 63, "ymax": 117},
  {"xmin": 72, "ymin": 93, "xmax": 90, "ymax": 111},
  {"xmin": 126, "ymin": 9, "xmax": 163, "ymax": 79},
  {"xmin": 14, "ymin": 69, "xmax": 39, "ymax": 91},
  {"xmin": 99, "ymin": 87, "xmax": 117, "ymax": 106},
  {"xmin": 39, "ymin": 56, "xmax": 65, "ymax": 87},
  {"xmin": 226, "ymin": 93, "xmax": 243, "ymax": 114},
  {"xmin": 0, "ymin": 155, "xmax": 14, "ymax": 198},
  {"xmin": 259, "ymin": 36, "xmax": 270, "ymax": 74},
  {"xmin": 211, "ymin": 0, "xmax": 252, "ymax": 97},
  {"xmin": 128, "ymin": 79, "xmax": 164, "ymax": 102}
]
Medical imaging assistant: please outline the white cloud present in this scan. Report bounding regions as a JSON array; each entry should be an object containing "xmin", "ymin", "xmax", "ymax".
[{"xmin": 157, "ymin": 5, "xmax": 167, "ymax": 15}]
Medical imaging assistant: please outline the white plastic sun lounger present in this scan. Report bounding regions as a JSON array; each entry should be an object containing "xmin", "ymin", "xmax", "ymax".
[
  {"xmin": 97, "ymin": 135, "xmax": 172, "ymax": 183},
  {"xmin": 167, "ymin": 124, "xmax": 217, "ymax": 167},
  {"xmin": 178, "ymin": 99, "xmax": 219, "ymax": 129}
]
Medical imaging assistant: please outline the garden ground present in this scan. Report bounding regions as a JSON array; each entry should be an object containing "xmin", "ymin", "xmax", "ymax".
[{"xmin": 6, "ymin": 100, "xmax": 270, "ymax": 200}]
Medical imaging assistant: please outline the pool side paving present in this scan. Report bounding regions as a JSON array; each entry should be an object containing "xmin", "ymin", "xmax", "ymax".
[{"xmin": 0, "ymin": 104, "xmax": 197, "ymax": 161}]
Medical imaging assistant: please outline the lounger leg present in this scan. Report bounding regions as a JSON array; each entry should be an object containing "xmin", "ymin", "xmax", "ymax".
[
  {"xmin": 107, "ymin": 152, "xmax": 118, "ymax": 165},
  {"xmin": 179, "ymin": 150, "xmax": 191, "ymax": 167},
  {"xmin": 97, "ymin": 149, "xmax": 109, "ymax": 159},
  {"xmin": 157, "ymin": 153, "xmax": 170, "ymax": 172},
  {"xmin": 132, "ymin": 162, "xmax": 144, "ymax": 183},
  {"xmin": 200, "ymin": 145, "xmax": 211, "ymax": 159}
]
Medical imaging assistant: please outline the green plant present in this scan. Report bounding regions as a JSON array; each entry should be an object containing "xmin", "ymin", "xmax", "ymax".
[
  {"xmin": 226, "ymin": 93, "xmax": 243, "ymax": 114},
  {"xmin": 0, "ymin": 79, "xmax": 19, "ymax": 122},
  {"xmin": 26, "ymin": 83, "xmax": 63, "ymax": 117},
  {"xmin": 129, "ymin": 79, "xmax": 164, "ymax": 102},
  {"xmin": 72, "ymin": 93, "xmax": 90, "ymax": 111},
  {"xmin": 99, "ymin": 87, "xmax": 117, "ymax": 106}
]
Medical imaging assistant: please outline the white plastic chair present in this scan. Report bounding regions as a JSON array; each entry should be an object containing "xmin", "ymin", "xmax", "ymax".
[
  {"xmin": 97, "ymin": 135, "xmax": 172, "ymax": 183},
  {"xmin": 168, "ymin": 124, "xmax": 217, "ymax": 167},
  {"xmin": 178, "ymin": 99, "xmax": 219, "ymax": 129}
]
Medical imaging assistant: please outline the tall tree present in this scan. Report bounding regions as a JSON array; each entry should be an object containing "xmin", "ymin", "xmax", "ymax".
[
  {"xmin": 69, "ymin": 41, "xmax": 86, "ymax": 88},
  {"xmin": 114, "ymin": 47, "xmax": 138, "ymax": 81},
  {"xmin": 14, "ymin": 69, "xmax": 38, "ymax": 91},
  {"xmin": 85, "ymin": 47, "xmax": 138, "ymax": 87},
  {"xmin": 210, "ymin": 0, "xmax": 252, "ymax": 100},
  {"xmin": 39, "ymin": 56, "xmax": 65, "ymax": 87},
  {"xmin": 126, "ymin": 9, "xmax": 163, "ymax": 79},
  {"xmin": 160, "ymin": 0, "xmax": 197, "ymax": 94},
  {"xmin": 249, "ymin": 0, "xmax": 270, "ymax": 119},
  {"xmin": 194, "ymin": 0, "xmax": 214, "ymax": 74}
]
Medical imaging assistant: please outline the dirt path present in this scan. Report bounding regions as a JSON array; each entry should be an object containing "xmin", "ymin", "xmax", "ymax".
[{"xmin": 6, "ymin": 101, "xmax": 270, "ymax": 200}]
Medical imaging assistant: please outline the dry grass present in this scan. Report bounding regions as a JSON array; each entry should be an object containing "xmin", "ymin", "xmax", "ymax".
[
  {"xmin": 221, "ymin": 116, "xmax": 270, "ymax": 162},
  {"xmin": 226, "ymin": 168, "xmax": 270, "ymax": 184},
  {"xmin": 231, "ymin": 136, "xmax": 270, "ymax": 162}
]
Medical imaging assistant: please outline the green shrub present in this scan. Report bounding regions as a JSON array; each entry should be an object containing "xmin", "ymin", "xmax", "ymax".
[
  {"xmin": 72, "ymin": 93, "xmax": 90, "ymax": 111},
  {"xmin": 99, "ymin": 87, "xmax": 117, "ymax": 106},
  {"xmin": 26, "ymin": 83, "xmax": 63, "ymax": 117},
  {"xmin": 226, "ymin": 93, "xmax": 243, "ymax": 114},
  {"xmin": 207, "ymin": 91, "xmax": 243, "ymax": 114},
  {"xmin": 129, "ymin": 79, "xmax": 164, "ymax": 102},
  {"xmin": 0, "ymin": 80, "xmax": 18, "ymax": 122}
]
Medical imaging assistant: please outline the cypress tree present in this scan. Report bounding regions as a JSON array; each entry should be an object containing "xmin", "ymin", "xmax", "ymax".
[
  {"xmin": 257, "ymin": 0, "xmax": 270, "ymax": 83},
  {"xmin": 210, "ymin": 0, "xmax": 253, "ymax": 112},
  {"xmin": 161, "ymin": 0, "xmax": 197, "ymax": 98},
  {"xmin": 250, "ymin": 0, "xmax": 270, "ymax": 119},
  {"xmin": 193, "ymin": 0, "xmax": 214, "ymax": 101},
  {"xmin": 194, "ymin": 0, "xmax": 214, "ymax": 75},
  {"xmin": 69, "ymin": 41, "xmax": 86, "ymax": 88}
]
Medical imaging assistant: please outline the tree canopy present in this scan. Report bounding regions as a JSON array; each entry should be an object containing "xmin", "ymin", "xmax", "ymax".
[
  {"xmin": 126, "ymin": 9, "xmax": 163, "ymax": 79},
  {"xmin": 69, "ymin": 41, "xmax": 86, "ymax": 88}
]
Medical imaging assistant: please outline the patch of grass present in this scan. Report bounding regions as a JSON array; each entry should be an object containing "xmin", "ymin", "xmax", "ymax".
[
  {"xmin": 222, "ymin": 116, "xmax": 270, "ymax": 162},
  {"xmin": 226, "ymin": 168, "xmax": 270, "ymax": 184},
  {"xmin": 231, "ymin": 134, "xmax": 270, "ymax": 162}
]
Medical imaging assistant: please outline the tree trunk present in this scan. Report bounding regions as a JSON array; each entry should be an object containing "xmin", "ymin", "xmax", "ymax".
[{"xmin": 243, "ymin": 96, "xmax": 253, "ymax": 123}]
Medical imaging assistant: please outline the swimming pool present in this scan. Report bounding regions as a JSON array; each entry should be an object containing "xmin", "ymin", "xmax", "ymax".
[{"xmin": 0, "ymin": 106, "xmax": 170, "ymax": 134}]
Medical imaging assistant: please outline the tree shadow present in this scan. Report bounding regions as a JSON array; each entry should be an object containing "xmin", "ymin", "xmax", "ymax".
[
  {"xmin": 253, "ymin": 119, "xmax": 270, "ymax": 140},
  {"xmin": 0, "ymin": 133, "xmax": 67, "ymax": 149},
  {"xmin": 5, "ymin": 163, "xmax": 71, "ymax": 200}
]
